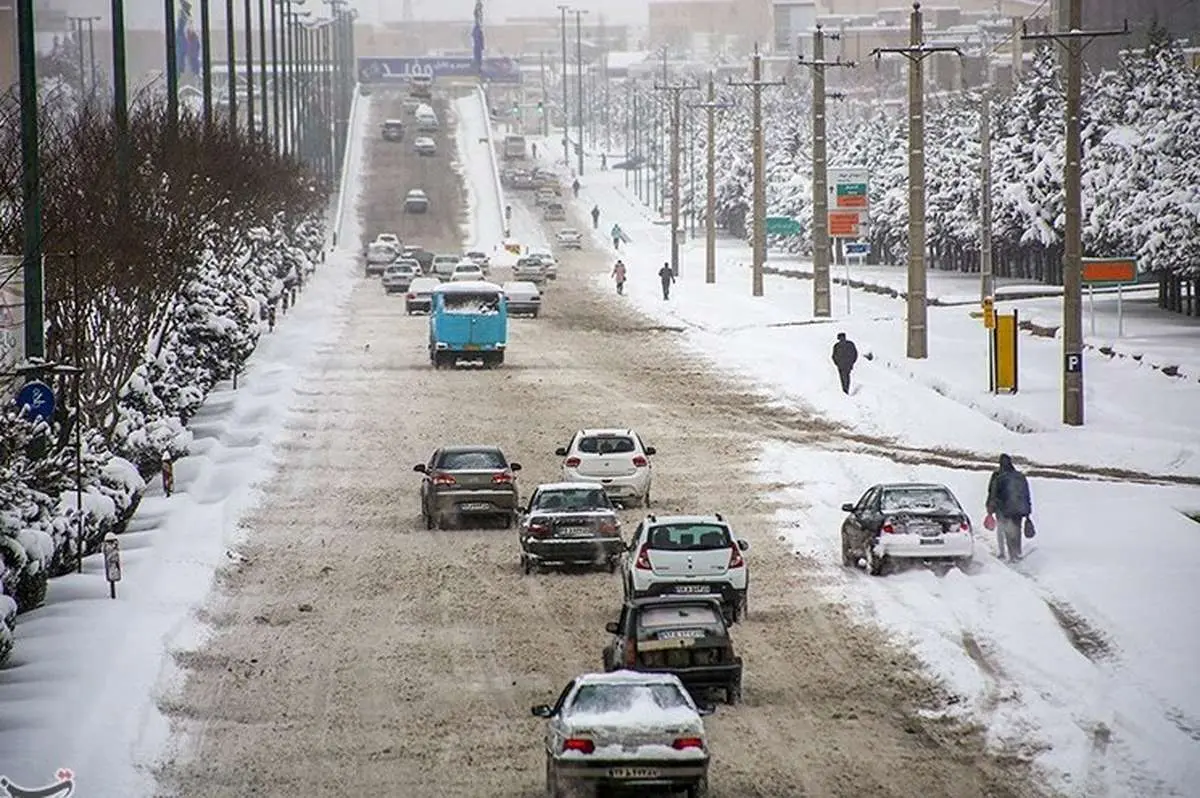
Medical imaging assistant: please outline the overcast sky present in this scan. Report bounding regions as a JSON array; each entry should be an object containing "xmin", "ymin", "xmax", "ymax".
[{"xmin": 40, "ymin": 0, "xmax": 649, "ymax": 28}]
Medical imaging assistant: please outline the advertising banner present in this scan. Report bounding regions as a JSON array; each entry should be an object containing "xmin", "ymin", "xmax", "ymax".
[{"xmin": 357, "ymin": 56, "xmax": 522, "ymax": 84}]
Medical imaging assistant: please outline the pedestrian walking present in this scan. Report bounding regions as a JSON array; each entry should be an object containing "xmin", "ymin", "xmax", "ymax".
[
  {"xmin": 572, "ymin": 178, "xmax": 581, "ymax": 198},
  {"xmin": 531, "ymin": 141, "xmax": 538, "ymax": 159},
  {"xmin": 591, "ymin": 205, "xmax": 601, "ymax": 229},
  {"xmin": 611, "ymin": 223, "xmax": 623, "ymax": 250},
  {"xmin": 985, "ymin": 454, "xmax": 1034, "ymax": 562},
  {"xmin": 658, "ymin": 262, "xmax": 675, "ymax": 300},
  {"xmin": 601, "ymin": 153, "xmax": 607, "ymax": 169},
  {"xmin": 611, "ymin": 260, "xmax": 627, "ymax": 295},
  {"xmin": 831, "ymin": 332, "xmax": 858, "ymax": 394}
]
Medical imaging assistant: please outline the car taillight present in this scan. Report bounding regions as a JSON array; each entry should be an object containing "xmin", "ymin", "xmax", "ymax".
[
  {"xmin": 406, "ymin": 293, "xmax": 415, "ymax": 299},
  {"xmin": 432, "ymin": 473, "xmax": 456, "ymax": 486},
  {"xmin": 598, "ymin": 521, "xmax": 619, "ymax": 536},
  {"xmin": 492, "ymin": 472, "xmax": 513, "ymax": 484},
  {"xmin": 959, "ymin": 519, "xmax": 971, "ymax": 533},
  {"xmin": 728, "ymin": 546, "xmax": 745, "ymax": 569},
  {"xmin": 672, "ymin": 737, "xmax": 704, "ymax": 750},
  {"xmin": 881, "ymin": 518, "xmax": 897, "ymax": 534},
  {"xmin": 564, "ymin": 457, "xmax": 581, "ymax": 468},
  {"xmin": 632, "ymin": 456, "xmax": 648, "ymax": 467},
  {"xmin": 562, "ymin": 738, "xmax": 594, "ymax": 754},
  {"xmin": 635, "ymin": 544, "xmax": 653, "ymax": 570},
  {"xmin": 528, "ymin": 522, "xmax": 551, "ymax": 537}
]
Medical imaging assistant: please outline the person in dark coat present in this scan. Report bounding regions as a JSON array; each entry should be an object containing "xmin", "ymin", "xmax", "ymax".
[
  {"xmin": 591, "ymin": 205, "xmax": 601, "ymax": 229},
  {"xmin": 831, "ymin": 333, "xmax": 858, "ymax": 394},
  {"xmin": 658, "ymin": 262, "xmax": 675, "ymax": 300},
  {"xmin": 986, "ymin": 454, "xmax": 1033, "ymax": 562}
]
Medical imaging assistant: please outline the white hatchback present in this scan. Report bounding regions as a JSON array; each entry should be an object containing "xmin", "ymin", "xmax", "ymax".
[
  {"xmin": 555, "ymin": 429, "xmax": 654, "ymax": 507},
  {"xmin": 623, "ymin": 514, "xmax": 750, "ymax": 623},
  {"xmin": 450, "ymin": 262, "xmax": 485, "ymax": 282}
]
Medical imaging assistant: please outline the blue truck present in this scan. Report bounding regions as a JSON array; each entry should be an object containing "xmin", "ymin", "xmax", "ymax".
[{"xmin": 429, "ymin": 281, "xmax": 509, "ymax": 368}]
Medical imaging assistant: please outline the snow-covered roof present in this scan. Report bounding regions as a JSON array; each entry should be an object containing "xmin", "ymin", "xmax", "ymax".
[
  {"xmin": 575, "ymin": 670, "xmax": 689, "ymax": 686},
  {"xmin": 432, "ymin": 280, "xmax": 503, "ymax": 293},
  {"xmin": 579, "ymin": 428, "xmax": 636, "ymax": 436},
  {"xmin": 532, "ymin": 481, "xmax": 607, "ymax": 491},
  {"xmin": 646, "ymin": 514, "xmax": 727, "ymax": 525}
]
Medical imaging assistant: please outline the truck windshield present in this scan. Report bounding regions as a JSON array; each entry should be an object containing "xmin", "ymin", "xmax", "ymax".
[{"xmin": 442, "ymin": 293, "xmax": 501, "ymax": 314}]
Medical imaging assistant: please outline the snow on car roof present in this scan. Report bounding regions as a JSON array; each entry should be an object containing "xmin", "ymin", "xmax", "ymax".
[
  {"xmin": 575, "ymin": 670, "xmax": 687, "ymax": 687},
  {"xmin": 432, "ymin": 280, "xmax": 504, "ymax": 293},
  {"xmin": 534, "ymin": 481, "xmax": 605, "ymax": 492},
  {"xmin": 578, "ymin": 428, "xmax": 634, "ymax": 437},
  {"xmin": 645, "ymin": 514, "xmax": 727, "ymax": 526}
]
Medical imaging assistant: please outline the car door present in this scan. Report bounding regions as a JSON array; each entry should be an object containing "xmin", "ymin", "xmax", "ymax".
[
  {"xmin": 846, "ymin": 487, "xmax": 880, "ymax": 551},
  {"xmin": 604, "ymin": 605, "xmax": 631, "ymax": 669},
  {"xmin": 422, "ymin": 449, "xmax": 440, "ymax": 511},
  {"xmin": 622, "ymin": 522, "xmax": 645, "ymax": 581},
  {"xmin": 545, "ymin": 680, "xmax": 576, "ymax": 756}
]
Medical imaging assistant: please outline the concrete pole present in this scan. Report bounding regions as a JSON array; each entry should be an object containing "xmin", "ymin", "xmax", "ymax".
[
  {"xmin": 705, "ymin": 77, "xmax": 717, "ymax": 283},
  {"xmin": 669, "ymin": 88, "xmax": 681, "ymax": 275},
  {"xmin": 558, "ymin": 5, "xmax": 568, "ymax": 165},
  {"xmin": 200, "ymin": 0, "xmax": 213, "ymax": 130},
  {"xmin": 243, "ymin": 0, "xmax": 255, "ymax": 135},
  {"xmin": 906, "ymin": 3, "xmax": 928, "ymax": 358},
  {"xmin": 165, "ymin": 0, "xmax": 179, "ymax": 136},
  {"xmin": 980, "ymin": 84, "xmax": 993, "ymax": 301},
  {"xmin": 1062, "ymin": 0, "xmax": 1083, "ymax": 425},
  {"xmin": 812, "ymin": 26, "xmax": 831, "ymax": 317},
  {"xmin": 574, "ymin": 9, "xmax": 586, "ymax": 174},
  {"xmin": 1011, "ymin": 16, "xmax": 1022, "ymax": 88},
  {"xmin": 225, "ymin": 0, "xmax": 237, "ymax": 130},
  {"xmin": 751, "ymin": 50, "xmax": 765, "ymax": 297},
  {"xmin": 258, "ymin": 0, "xmax": 268, "ymax": 133}
]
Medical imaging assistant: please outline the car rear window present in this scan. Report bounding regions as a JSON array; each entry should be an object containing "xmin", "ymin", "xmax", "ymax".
[
  {"xmin": 533, "ymin": 488, "xmax": 611, "ymax": 511},
  {"xmin": 569, "ymin": 683, "xmax": 689, "ymax": 715},
  {"xmin": 437, "ymin": 450, "xmax": 507, "ymax": 470},
  {"xmin": 880, "ymin": 487, "xmax": 959, "ymax": 513},
  {"xmin": 638, "ymin": 604, "xmax": 722, "ymax": 630},
  {"xmin": 577, "ymin": 436, "xmax": 635, "ymax": 455},
  {"xmin": 646, "ymin": 523, "xmax": 731, "ymax": 551}
]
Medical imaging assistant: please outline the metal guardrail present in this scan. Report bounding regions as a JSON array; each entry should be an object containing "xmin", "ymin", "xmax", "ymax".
[
  {"xmin": 333, "ymin": 84, "xmax": 364, "ymax": 246},
  {"xmin": 474, "ymin": 83, "xmax": 509, "ymax": 238}
]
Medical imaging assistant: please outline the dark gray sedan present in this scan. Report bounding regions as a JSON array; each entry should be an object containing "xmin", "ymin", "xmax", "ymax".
[
  {"xmin": 518, "ymin": 482, "xmax": 623, "ymax": 573},
  {"xmin": 415, "ymin": 446, "xmax": 523, "ymax": 529}
]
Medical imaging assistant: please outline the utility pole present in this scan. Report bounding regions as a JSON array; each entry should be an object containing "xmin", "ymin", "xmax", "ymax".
[
  {"xmin": 654, "ymin": 76, "xmax": 699, "ymax": 277},
  {"xmin": 16, "ymin": 0, "xmax": 44, "ymax": 359},
  {"xmin": 979, "ymin": 82, "xmax": 992, "ymax": 301},
  {"xmin": 1023, "ymin": 9, "xmax": 1127, "ymax": 426},
  {"xmin": 687, "ymin": 74, "xmax": 733, "ymax": 283},
  {"xmin": 572, "ymin": 9, "xmax": 587, "ymax": 175},
  {"xmin": 165, "ymin": 0, "xmax": 179, "ymax": 136},
  {"xmin": 112, "ymin": 0, "xmax": 130, "ymax": 216},
  {"xmin": 558, "ymin": 5, "xmax": 570, "ymax": 167},
  {"xmin": 729, "ymin": 45, "xmax": 784, "ymax": 297},
  {"xmin": 85, "ymin": 18, "xmax": 100, "ymax": 101},
  {"xmin": 67, "ymin": 17, "xmax": 87, "ymax": 98},
  {"xmin": 269, "ymin": 0, "xmax": 280, "ymax": 150},
  {"xmin": 244, "ymin": 0, "xmax": 255, "ymax": 135},
  {"xmin": 799, "ymin": 25, "xmax": 855, "ymax": 317},
  {"xmin": 226, "ymin": 0, "xmax": 237, "ymax": 130},
  {"xmin": 200, "ymin": 0, "xmax": 213, "ymax": 130},
  {"xmin": 871, "ymin": 3, "xmax": 960, "ymax": 358},
  {"xmin": 258, "ymin": 0, "xmax": 269, "ymax": 134}
]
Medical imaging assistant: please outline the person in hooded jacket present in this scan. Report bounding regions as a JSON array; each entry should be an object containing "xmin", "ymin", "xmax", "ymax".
[
  {"xmin": 986, "ymin": 454, "xmax": 1033, "ymax": 562},
  {"xmin": 611, "ymin": 260, "xmax": 627, "ymax": 294}
]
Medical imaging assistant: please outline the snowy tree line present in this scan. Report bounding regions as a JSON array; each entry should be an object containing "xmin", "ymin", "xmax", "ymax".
[
  {"xmin": 604, "ymin": 29, "xmax": 1200, "ymax": 287},
  {"xmin": 0, "ymin": 79, "xmax": 329, "ymax": 663}
]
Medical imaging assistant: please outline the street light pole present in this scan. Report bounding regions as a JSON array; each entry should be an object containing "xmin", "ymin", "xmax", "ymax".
[
  {"xmin": 258, "ymin": 0, "xmax": 269, "ymax": 133},
  {"xmin": 270, "ymin": 0, "xmax": 280, "ymax": 150},
  {"xmin": 200, "ymin": 0, "xmax": 214, "ymax": 130},
  {"xmin": 572, "ymin": 9, "xmax": 587, "ymax": 175},
  {"xmin": 558, "ymin": 5, "xmax": 569, "ymax": 167},
  {"xmin": 67, "ymin": 17, "xmax": 87, "ymax": 98},
  {"xmin": 165, "ymin": 0, "xmax": 179, "ymax": 136},
  {"xmin": 111, "ymin": 0, "xmax": 131, "ymax": 219},
  {"xmin": 16, "ymin": 0, "xmax": 44, "ymax": 359},
  {"xmin": 225, "ymin": 0, "xmax": 238, "ymax": 130},
  {"xmin": 244, "ymin": 0, "xmax": 255, "ymax": 135}
]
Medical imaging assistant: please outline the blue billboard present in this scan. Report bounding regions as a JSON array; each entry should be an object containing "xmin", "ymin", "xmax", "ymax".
[{"xmin": 357, "ymin": 56, "xmax": 522, "ymax": 85}]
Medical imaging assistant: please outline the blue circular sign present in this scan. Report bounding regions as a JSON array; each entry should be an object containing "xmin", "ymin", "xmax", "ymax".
[{"xmin": 16, "ymin": 380, "xmax": 55, "ymax": 422}]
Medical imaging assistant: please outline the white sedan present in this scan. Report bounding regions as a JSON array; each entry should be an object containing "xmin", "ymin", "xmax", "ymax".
[
  {"xmin": 450, "ymin": 262, "xmax": 485, "ymax": 282},
  {"xmin": 532, "ymin": 671, "xmax": 711, "ymax": 798},
  {"xmin": 528, "ymin": 247, "xmax": 558, "ymax": 280},
  {"xmin": 555, "ymin": 228, "xmax": 583, "ymax": 249}
]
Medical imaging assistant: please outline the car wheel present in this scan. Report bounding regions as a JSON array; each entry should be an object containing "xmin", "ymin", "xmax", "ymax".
[
  {"xmin": 522, "ymin": 554, "xmax": 533, "ymax": 575},
  {"xmin": 503, "ymin": 512, "xmax": 514, "ymax": 529},
  {"xmin": 545, "ymin": 756, "xmax": 560, "ymax": 798},
  {"xmin": 864, "ymin": 541, "xmax": 886, "ymax": 576},
  {"xmin": 436, "ymin": 513, "xmax": 451, "ymax": 530},
  {"xmin": 726, "ymin": 678, "xmax": 742, "ymax": 705},
  {"xmin": 687, "ymin": 776, "xmax": 710, "ymax": 798},
  {"xmin": 956, "ymin": 555, "xmax": 974, "ymax": 572},
  {"xmin": 841, "ymin": 534, "xmax": 856, "ymax": 567},
  {"xmin": 606, "ymin": 557, "xmax": 618, "ymax": 574}
]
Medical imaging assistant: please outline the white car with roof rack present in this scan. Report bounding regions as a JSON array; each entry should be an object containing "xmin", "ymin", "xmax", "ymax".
[
  {"xmin": 622, "ymin": 513, "xmax": 751, "ymax": 623},
  {"xmin": 531, "ymin": 670, "xmax": 711, "ymax": 798},
  {"xmin": 555, "ymin": 428, "xmax": 655, "ymax": 507}
]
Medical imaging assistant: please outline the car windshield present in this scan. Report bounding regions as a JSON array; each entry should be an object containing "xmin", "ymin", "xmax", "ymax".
[
  {"xmin": 646, "ymin": 523, "xmax": 731, "ymax": 551},
  {"xmin": 638, "ymin": 604, "xmax": 722, "ymax": 631},
  {"xmin": 880, "ymin": 486, "xmax": 960, "ymax": 513},
  {"xmin": 568, "ymin": 683, "xmax": 690, "ymax": 716},
  {"xmin": 577, "ymin": 436, "xmax": 636, "ymax": 455},
  {"xmin": 436, "ymin": 450, "xmax": 507, "ymax": 470},
  {"xmin": 533, "ymin": 488, "xmax": 611, "ymax": 511},
  {"xmin": 442, "ymin": 293, "xmax": 501, "ymax": 314}
]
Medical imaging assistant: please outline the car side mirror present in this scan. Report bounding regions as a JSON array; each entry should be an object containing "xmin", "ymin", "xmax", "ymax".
[
  {"xmin": 696, "ymin": 703, "xmax": 716, "ymax": 716},
  {"xmin": 605, "ymin": 621, "xmax": 620, "ymax": 634},
  {"xmin": 531, "ymin": 704, "xmax": 554, "ymax": 718},
  {"xmin": 737, "ymin": 539, "xmax": 749, "ymax": 551},
  {"xmin": 841, "ymin": 503, "xmax": 856, "ymax": 513},
  {"xmin": 644, "ymin": 446, "xmax": 657, "ymax": 456},
  {"xmin": 554, "ymin": 447, "xmax": 568, "ymax": 457},
  {"xmin": 414, "ymin": 464, "xmax": 428, "ymax": 473},
  {"xmin": 509, "ymin": 462, "xmax": 522, "ymax": 472}
]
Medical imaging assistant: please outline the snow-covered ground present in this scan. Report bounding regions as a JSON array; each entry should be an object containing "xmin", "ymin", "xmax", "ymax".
[
  {"xmin": 0, "ymin": 91, "xmax": 368, "ymax": 791},
  {"xmin": 532, "ymin": 144, "xmax": 1200, "ymax": 797}
]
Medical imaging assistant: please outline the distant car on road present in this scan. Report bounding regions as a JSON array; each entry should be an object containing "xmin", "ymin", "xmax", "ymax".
[
  {"xmin": 513, "ymin": 256, "xmax": 549, "ymax": 285},
  {"xmin": 414, "ymin": 445, "xmax": 522, "ymax": 529},
  {"xmin": 555, "ymin": 228, "xmax": 583, "ymax": 249},
  {"xmin": 374, "ymin": 232, "xmax": 400, "ymax": 247},
  {"xmin": 556, "ymin": 428, "xmax": 655, "ymax": 507},
  {"xmin": 402, "ymin": 244, "xmax": 434, "ymax": 273},
  {"xmin": 601, "ymin": 595, "xmax": 743, "ymax": 706},
  {"xmin": 413, "ymin": 136, "xmax": 437, "ymax": 156},
  {"xmin": 543, "ymin": 201, "xmax": 566, "ymax": 221},
  {"xmin": 365, "ymin": 242, "xmax": 398, "ymax": 275},
  {"xmin": 405, "ymin": 276, "xmax": 441, "ymax": 314},
  {"xmin": 528, "ymin": 247, "xmax": 558, "ymax": 280},
  {"xmin": 518, "ymin": 482, "xmax": 623, "ymax": 574},
  {"xmin": 431, "ymin": 254, "xmax": 461, "ymax": 281},
  {"xmin": 382, "ymin": 261, "xmax": 420, "ymax": 293},
  {"xmin": 450, "ymin": 262, "xmax": 485, "ymax": 282},
  {"xmin": 531, "ymin": 671, "xmax": 712, "ymax": 798},
  {"xmin": 840, "ymin": 482, "xmax": 975, "ymax": 575},
  {"xmin": 404, "ymin": 189, "xmax": 429, "ymax": 213},
  {"xmin": 623, "ymin": 513, "xmax": 750, "ymax": 623},
  {"xmin": 502, "ymin": 280, "xmax": 541, "ymax": 317},
  {"xmin": 380, "ymin": 119, "xmax": 405, "ymax": 141},
  {"xmin": 463, "ymin": 250, "xmax": 491, "ymax": 273}
]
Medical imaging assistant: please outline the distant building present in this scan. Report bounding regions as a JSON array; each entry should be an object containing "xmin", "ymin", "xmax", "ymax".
[{"xmin": 647, "ymin": 0, "xmax": 772, "ymax": 55}]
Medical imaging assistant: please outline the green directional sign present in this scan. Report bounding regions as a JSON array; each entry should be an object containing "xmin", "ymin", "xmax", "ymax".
[{"xmin": 765, "ymin": 216, "xmax": 802, "ymax": 236}]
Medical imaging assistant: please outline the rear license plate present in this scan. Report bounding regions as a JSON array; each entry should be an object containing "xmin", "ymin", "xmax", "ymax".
[
  {"xmin": 558, "ymin": 527, "xmax": 592, "ymax": 537},
  {"xmin": 465, "ymin": 344, "xmax": 480, "ymax": 350},
  {"xmin": 919, "ymin": 537, "xmax": 944, "ymax": 545},
  {"xmin": 608, "ymin": 767, "xmax": 660, "ymax": 779},
  {"xmin": 673, "ymin": 585, "xmax": 710, "ymax": 594},
  {"xmin": 459, "ymin": 502, "xmax": 490, "ymax": 511}
]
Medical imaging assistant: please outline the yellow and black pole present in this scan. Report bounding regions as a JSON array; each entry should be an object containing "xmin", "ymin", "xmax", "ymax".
[{"xmin": 16, "ymin": 0, "xmax": 44, "ymax": 358}]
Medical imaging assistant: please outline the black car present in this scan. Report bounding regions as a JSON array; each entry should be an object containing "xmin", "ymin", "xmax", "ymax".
[
  {"xmin": 402, "ymin": 245, "xmax": 435, "ymax": 273},
  {"xmin": 380, "ymin": 119, "xmax": 405, "ymax": 141},
  {"xmin": 840, "ymin": 482, "xmax": 976, "ymax": 575},
  {"xmin": 602, "ymin": 596, "xmax": 743, "ymax": 704},
  {"xmin": 519, "ymin": 483, "xmax": 624, "ymax": 574}
]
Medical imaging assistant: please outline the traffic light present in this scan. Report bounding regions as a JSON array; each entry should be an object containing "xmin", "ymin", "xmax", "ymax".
[
  {"xmin": 511, "ymin": 101, "xmax": 520, "ymax": 117},
  {"xmin": 537, "ymin": 100, "xmax": 544, "ymax": 115}
]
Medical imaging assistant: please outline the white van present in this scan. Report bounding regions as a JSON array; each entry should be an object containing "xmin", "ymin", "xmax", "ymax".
[{"xmin": 415, "ymin": 104, "xmax": 439, "ymax": 131}]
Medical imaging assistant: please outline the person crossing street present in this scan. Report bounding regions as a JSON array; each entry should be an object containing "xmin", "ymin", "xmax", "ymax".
[
  {"xmin": 985, "ymin": 454, "xmax": 1035, "ymax": 562},
  {"xmin": 658, "ymin": 262, "xmax": 675, "ymax": 300}
]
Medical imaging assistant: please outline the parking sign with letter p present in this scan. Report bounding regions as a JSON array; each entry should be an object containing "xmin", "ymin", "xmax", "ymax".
[{"xmin": 1064, "ymin": 352, "xmax": 1082, "ymax": 374}]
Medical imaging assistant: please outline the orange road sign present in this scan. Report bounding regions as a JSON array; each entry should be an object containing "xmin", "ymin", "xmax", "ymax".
[
  {"xmin": 1082, "ymin": 258, "xmax": 1136, "ymax": 284},
  {"xmin": 828, "ymin": 211, "xmax": 861, "ymax": 238}
]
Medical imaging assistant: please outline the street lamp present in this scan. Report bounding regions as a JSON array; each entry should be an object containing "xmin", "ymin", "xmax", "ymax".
[
  {"xmin": 558, "ymin": 5, "xmax": 569, "ymax": 167},
  {"xmin": 572, "ymin": 9, "xmax": 587, "ymax": 175}
]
